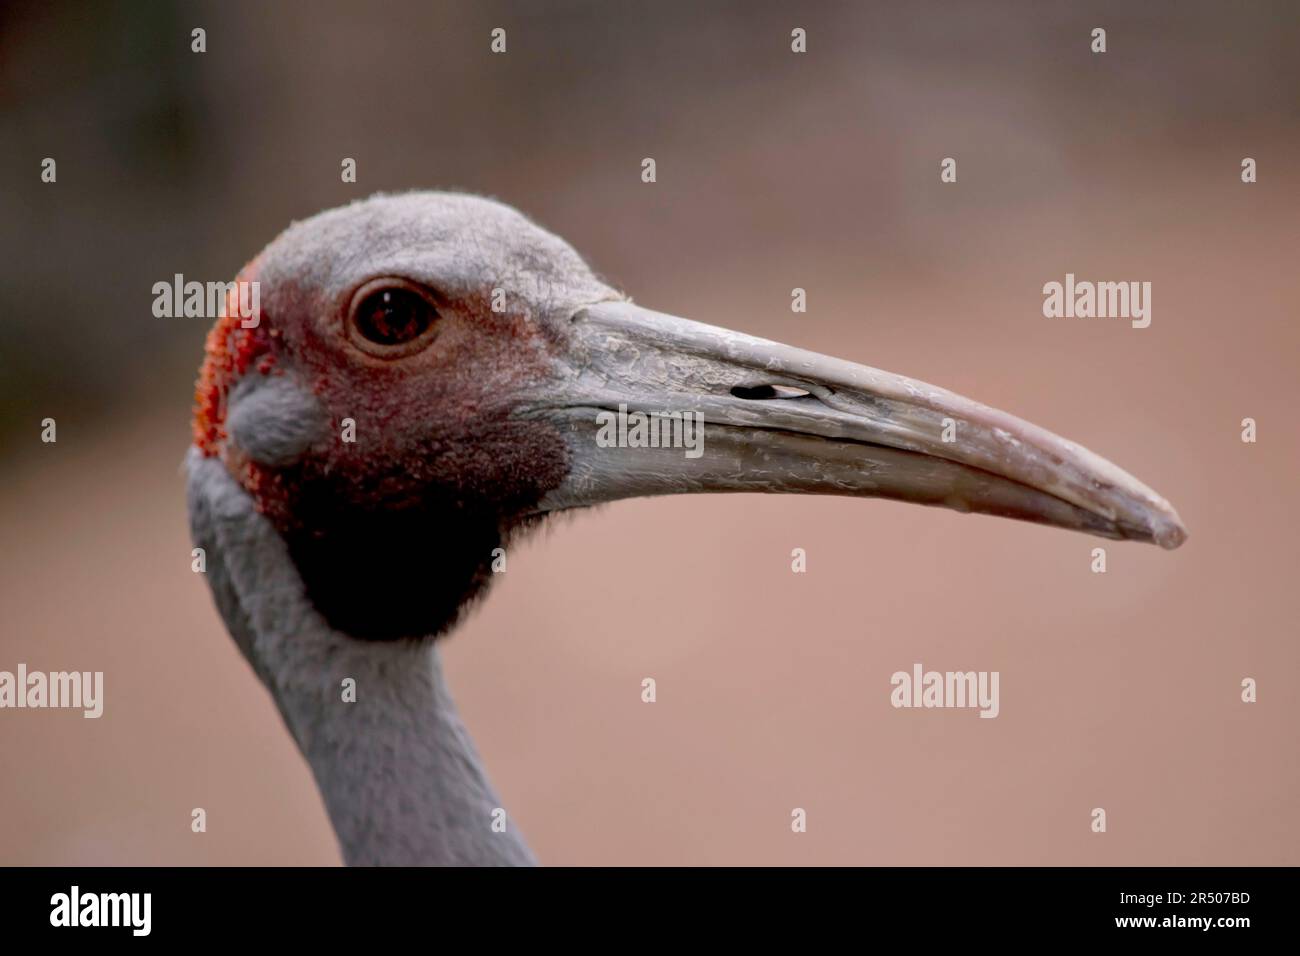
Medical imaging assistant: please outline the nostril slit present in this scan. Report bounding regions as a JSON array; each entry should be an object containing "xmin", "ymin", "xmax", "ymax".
[{"xmin": 730, "ymin": 384, "xmax": 811, "ymax": 400}]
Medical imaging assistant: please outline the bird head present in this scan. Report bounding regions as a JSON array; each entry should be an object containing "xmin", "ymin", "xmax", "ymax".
[{"xmin": 194, "ymin": 191, "xmax": 1185, "ymax": 641}]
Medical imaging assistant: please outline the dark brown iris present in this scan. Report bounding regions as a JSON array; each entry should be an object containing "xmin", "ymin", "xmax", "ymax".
[{"xmin": 354, "ymin": 287, "xmax": 436, "ymax": 346}]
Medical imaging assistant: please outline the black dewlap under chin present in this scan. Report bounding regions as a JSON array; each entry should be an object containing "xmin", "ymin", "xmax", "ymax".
[{"xmin": 285, "ymin": 501, "xmax": 503, "ymax": 642}]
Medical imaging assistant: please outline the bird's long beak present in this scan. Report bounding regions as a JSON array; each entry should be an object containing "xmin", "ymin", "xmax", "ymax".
[{"xmin": 523, "ymin": 301, "xmax": 1186, "ymax": 548}]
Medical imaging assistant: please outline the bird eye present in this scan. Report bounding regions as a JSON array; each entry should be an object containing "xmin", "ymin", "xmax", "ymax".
[{"xmin": 347, "ymin": 280, "xmax": 440, "ymax": 356}]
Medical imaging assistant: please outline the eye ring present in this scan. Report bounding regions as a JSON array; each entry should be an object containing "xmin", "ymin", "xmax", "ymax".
[{"xmin": 346, "ymin": 278, "xmax": 441, "ymax": 358}]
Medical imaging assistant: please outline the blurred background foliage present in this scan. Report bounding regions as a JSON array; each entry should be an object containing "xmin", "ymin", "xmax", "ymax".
[{"xmin": 3, "ymin": 0, "xmax": 1296, "ymax": 461}]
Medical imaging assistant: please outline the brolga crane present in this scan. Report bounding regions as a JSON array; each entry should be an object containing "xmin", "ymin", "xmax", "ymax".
[{"xmin": 187, "ymin": 192, "xmax": 1186, "ymax": 866}]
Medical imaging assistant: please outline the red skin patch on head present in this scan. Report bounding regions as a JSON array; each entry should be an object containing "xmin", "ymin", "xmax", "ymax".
[{"xmin": 192, "ymin": 262, "xmax": 274, "ymax": 455}]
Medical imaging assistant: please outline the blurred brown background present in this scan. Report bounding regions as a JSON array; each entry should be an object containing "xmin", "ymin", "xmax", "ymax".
[{"xmin": 1, "ymin": 0, "xmax": 1297, "ymax": 865}]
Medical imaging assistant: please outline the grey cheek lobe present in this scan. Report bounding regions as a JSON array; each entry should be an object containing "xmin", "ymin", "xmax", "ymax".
[{"xmin": 227, "ymin": 374, "xmax": 330, "ymax": 467}]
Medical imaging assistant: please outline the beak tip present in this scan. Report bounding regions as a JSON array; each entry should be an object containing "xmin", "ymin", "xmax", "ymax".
[{"xmin": 1152, "ymin": 511, "xmax": 1189, "ymax": 550}]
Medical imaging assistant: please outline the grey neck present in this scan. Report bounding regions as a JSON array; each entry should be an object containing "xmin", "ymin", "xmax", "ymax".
[{"xmin": 187, "ymin": 449, "xmax": 535, "ymax": 866}]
